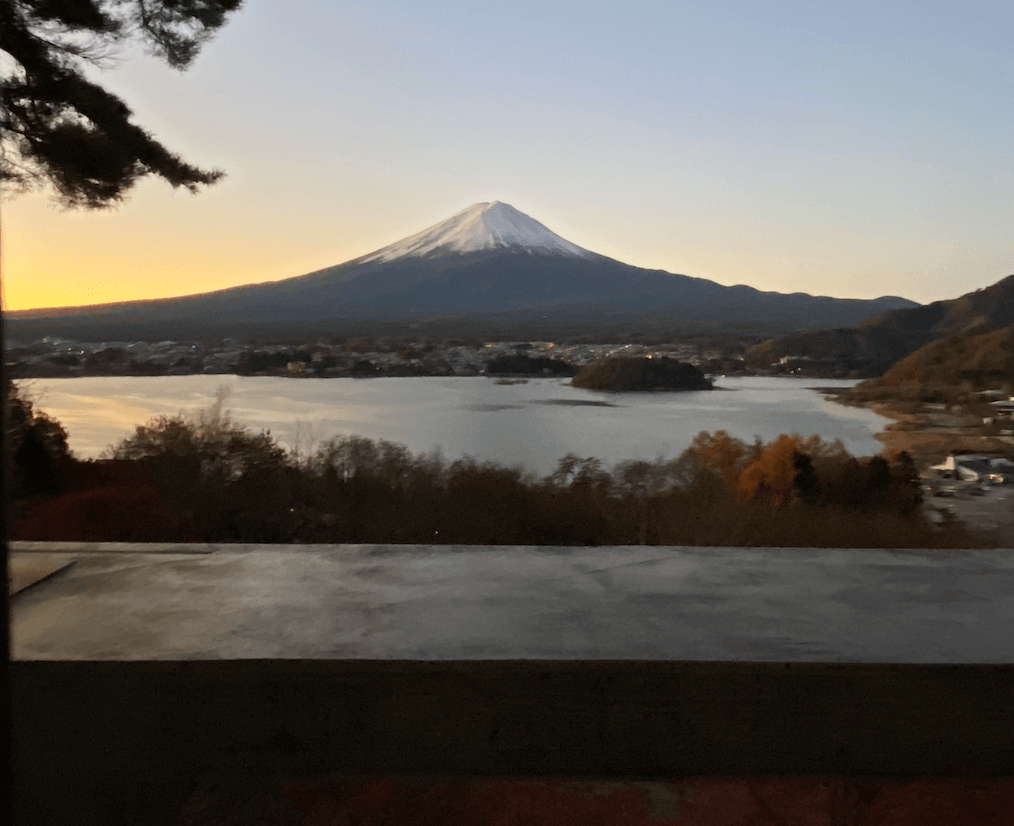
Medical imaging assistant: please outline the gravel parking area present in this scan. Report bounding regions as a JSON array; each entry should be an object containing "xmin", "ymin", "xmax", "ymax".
[{"xmin": 923, "ymin": 481, "xmax": 1014, "ymax": 545}]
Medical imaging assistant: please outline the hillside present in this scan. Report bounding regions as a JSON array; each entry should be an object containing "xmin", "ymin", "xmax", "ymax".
[
  {"xmin": 745, "ymin": 274, "xmax": 1014, "ymax": 377},
  {"xmin": 846, "ymin": 326, "xmax": 1014, "ymax": 404}
]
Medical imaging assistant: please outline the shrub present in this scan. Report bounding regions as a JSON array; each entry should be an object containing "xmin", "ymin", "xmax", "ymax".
[{"xmin": 102, "ymin": 387, "xmax": 295, "ymax": 540}]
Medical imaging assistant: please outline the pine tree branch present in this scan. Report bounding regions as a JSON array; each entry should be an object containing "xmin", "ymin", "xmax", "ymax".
[{"xmin": 0, "ymin": 0, "xmax": 242, "ymax": 208}]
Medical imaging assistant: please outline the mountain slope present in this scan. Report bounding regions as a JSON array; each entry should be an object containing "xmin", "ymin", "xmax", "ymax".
[
  {"xmin": 8, "ymin": 202, "xmax": 918, "ymax": 341},
  {"xmin": 746, "ymin": 274, "xmax": 1014, "ymax": 376},
  {"xmin": 847, "ymin": 326, "xmax": 1014, "ymax": 403}
]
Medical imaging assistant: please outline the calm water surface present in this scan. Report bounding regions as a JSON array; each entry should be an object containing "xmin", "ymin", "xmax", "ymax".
[{"xmin": 19, "ymin": 375, "xmax": 888, "ymax": 476}]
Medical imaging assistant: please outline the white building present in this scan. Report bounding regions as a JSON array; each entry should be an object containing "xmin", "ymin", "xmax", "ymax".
[{"xmin": 930, "ymin": 455, "xmax": 1014, "ymax": 484}]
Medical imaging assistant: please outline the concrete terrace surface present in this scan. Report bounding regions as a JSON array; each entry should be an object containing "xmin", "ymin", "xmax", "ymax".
[{"xmin": 10, "ymin": 542, "xmax": 1014, "ymax": 662}]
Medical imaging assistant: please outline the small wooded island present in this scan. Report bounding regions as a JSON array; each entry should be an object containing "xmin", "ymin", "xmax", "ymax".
[{"xmin": 571, "ymin": 356, "xmax": 713, "ymax": 392}]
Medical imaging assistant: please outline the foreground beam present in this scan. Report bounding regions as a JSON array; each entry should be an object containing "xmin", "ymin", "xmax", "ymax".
[{"xmin": 12, "ymin": 660, "xmax": 1014, "ymax": 824}]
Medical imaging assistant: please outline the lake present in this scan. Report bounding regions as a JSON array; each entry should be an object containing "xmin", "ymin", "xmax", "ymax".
[{"xmin": 17, "ymin": 375, "xmax": 888, "ymax": 476}]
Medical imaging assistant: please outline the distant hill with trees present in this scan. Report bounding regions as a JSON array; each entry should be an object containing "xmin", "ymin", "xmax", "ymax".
[
  {"xmin": 746, "ymin": 274, "xmax": 1014, "ymax": 377},
  {"xmin": 571, "ymin": 356, "xmax": 712, "ymax": 392},
  {"xmin": 845, "ymin": 326, "xmax": 1014, "ymax": 404}
]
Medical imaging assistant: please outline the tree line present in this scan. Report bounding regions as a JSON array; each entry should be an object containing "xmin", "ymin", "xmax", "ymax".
[{"xmin": 5, "ymin": 382, "xmax": 986, "ymax": 548}]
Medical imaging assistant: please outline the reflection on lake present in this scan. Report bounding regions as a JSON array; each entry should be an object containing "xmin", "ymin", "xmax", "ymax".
[{"xmin": 17, "ymin": 375, "xmax": 888, "ymax": 476}]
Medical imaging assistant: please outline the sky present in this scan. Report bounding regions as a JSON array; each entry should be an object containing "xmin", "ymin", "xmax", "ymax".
[{"xmin": 4, "ymin": 0, "xmax": 1014, "ymax": 311}]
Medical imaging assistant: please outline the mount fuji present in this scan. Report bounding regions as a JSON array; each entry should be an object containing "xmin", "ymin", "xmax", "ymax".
[
  {"xmin": 355, "ymin": 201, "xmax": 598, "ymax": 262},
  {"xmin": 10, "ymin": 202, "xmax": 918, "ymax": 339}
]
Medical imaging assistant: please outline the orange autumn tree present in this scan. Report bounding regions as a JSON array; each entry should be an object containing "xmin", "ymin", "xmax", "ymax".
[
  {"xmin": 736, "ymin": 434, "xmax": 847, "ymax": 506},
  {"xmin": 737, "ymin": 434, "xmax": 801, "ymax": 506},
  {"xmin": 682, "ymin": 430, "xmax": 759, "ymax": 491}
]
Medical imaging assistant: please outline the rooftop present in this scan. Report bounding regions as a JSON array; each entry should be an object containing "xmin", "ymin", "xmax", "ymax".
[{"xmin": 11, "ymin": 541, "xmax": 1014, "ymax": 662}]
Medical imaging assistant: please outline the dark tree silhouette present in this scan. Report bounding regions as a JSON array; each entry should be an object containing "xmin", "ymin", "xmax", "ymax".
[
  {"xmin": 0, "ymin": 0, "xmax": 242, "ymax": 208},
  {"xmin": 792, "ymin": 450, "xmax": 820, "ymax": 506},
  {"xmin": 5, "ymin": 380, "xmax": 70, "ymax": 497}
]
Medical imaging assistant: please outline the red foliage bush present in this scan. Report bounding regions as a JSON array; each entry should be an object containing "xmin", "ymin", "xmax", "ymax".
[{"xmin": 11, "ymin": 458, "xmax": 196, "ymax": 542}]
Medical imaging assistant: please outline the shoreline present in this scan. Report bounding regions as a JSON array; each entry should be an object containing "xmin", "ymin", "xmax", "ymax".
[
  {"xmin": 825, "ymin": 394, "xmax": 1014, "ymax": 545},
  {"xmin": 826, "ymin": 394, "xmax": 1014, "ymax": 464}
]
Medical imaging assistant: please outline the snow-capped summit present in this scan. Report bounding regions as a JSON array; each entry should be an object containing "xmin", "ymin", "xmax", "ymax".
[{"xmin": 356, "ymin": 201, "xmax": 598, "ymax": 264}]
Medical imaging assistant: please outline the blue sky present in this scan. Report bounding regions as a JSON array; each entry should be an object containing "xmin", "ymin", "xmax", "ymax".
[{"xmin": 6, "ymin": 0, "xmax": 1014, "ymax": 310}]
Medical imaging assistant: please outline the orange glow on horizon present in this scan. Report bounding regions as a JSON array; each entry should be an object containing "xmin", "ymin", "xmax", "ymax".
[
  {"xmin": 1, "ymin": 188, "xmax": 381, "ymax": 312},
  {"xmin": 1, "ymin": 187, "xmax": 969, "ymax": 313}
]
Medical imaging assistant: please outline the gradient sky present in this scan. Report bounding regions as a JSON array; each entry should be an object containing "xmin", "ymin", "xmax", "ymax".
[{"xmin": 4, "ymin": 0, "xmax": 1013, "ymax": 311}]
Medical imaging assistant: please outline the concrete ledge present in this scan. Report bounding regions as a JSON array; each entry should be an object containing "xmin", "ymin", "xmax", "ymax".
[
  {"xmin": 11, "ymin": 544, "xmax": 1014, "ymax": 822},
  {"xmin": 8, "ymin": 558, "xmax": 75, "ymax": 595},
  {"xmin": 10, "ymin": 540, "xmax": 218, "ymax": 553},
  {"xmin": 13, "ymin": 543, "xmax": 1014, "ymax": 661}
]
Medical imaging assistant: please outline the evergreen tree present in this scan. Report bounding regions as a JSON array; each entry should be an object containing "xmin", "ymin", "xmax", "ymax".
[
  {"xmin": 5, "ymin": 380, "xmax": 70, "ymax": 497},
  {"xmin": 0, "ymin": 0, "xmax": 242, "ymax": 208},
  {"xmin": 792, "ymin": 450, "xmax": 820, "ymax": 506}
]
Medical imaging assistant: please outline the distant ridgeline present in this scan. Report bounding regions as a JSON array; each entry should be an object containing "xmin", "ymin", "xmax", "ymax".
[{"xmin": 571, "ymin": 356, "xmax": 712, "ymax": 392}]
